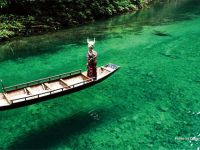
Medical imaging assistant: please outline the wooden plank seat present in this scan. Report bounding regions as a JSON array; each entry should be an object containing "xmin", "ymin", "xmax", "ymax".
[
  {"xmin": 44, "ymin": 83, "xmax": 52, "ymax": 90},
  {"xmin": 59, "ymin": 79, "xmax": 69, "ymax": 88},
  {"xmin": 81, "ymin": 74, "xmax": 92, "ymax": 80},
  {"xmin": 2, "ymin": 93, "xmax": 12, "ymax": 104},
  {"xmin": 101, "ymin": 67, "xmax": 112, "ymax": 72},
  {"xmin": 26, "ymin": 87, "xmax": 35, "ymax": 95},
  {"xmin": 41, "ymin": 84, "xmax": 46, "ymax": 90},
  {"xmin": 0, "ymin": 94, "xmax": 10, "ymax": 106}
]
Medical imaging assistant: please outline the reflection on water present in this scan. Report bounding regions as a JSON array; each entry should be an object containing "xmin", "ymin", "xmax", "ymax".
[
  {"xmin": 0, "ymin": 0, "xmax": 200, "ymax": 62},
  {"xmin": 8, "ymin": 110, "xmax": 100, "ymax": 149}
]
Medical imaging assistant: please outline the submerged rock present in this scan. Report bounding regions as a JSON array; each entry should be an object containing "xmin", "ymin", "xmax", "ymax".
[
  {"xmin": 158, "ymin": 105, "xmax": 169, "ymax": 112},
  {"xmin": 153, "ymin": 30, "xmax": 171, "ymax": 37},
  {"xmin": 159, "ymin": 52, "xmax": 177, "ymax": 59}
]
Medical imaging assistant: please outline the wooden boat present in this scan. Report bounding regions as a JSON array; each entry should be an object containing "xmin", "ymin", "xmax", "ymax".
[{"xmin": 0, "ymin": 64, "xmax": 119, "ymax": 110}]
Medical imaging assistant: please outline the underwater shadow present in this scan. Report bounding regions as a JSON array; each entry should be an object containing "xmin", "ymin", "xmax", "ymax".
[{"xmin": 8, "ymin": 109, "xmax": 106, "ymax": 150}]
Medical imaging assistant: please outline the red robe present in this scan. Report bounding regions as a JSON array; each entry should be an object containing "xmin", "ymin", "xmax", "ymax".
[{"xmin": 87, "ymin": 50, "xmax": 97, "ymax": 79}]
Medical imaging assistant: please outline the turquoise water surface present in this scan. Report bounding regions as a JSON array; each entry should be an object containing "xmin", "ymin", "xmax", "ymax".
[{"xmin": 0, "ymin": 0, "xmax": 200, "ymax": 149}]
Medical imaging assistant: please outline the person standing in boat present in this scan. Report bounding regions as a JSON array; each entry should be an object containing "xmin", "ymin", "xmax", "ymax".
[{"xmin": 87, "ymin": 38, "xmax": 98, "ymax": 80}]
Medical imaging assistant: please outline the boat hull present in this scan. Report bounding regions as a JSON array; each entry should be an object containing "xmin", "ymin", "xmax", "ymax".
[{"xmin": 0, "ymin": 64, "xmax": 119, "ymax": 110}]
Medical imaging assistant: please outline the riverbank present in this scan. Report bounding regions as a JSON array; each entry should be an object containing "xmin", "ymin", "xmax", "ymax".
[{"xmin": 0, "ymin": 0, "xmax": 154, "ymax": 42}]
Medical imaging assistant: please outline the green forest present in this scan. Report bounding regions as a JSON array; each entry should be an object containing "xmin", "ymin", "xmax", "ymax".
[{"xmin": 0, "ymin": 0, "xmax": 152, "ymax": 41}]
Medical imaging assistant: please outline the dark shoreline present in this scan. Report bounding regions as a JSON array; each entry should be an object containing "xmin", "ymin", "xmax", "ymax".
[{"xmin": 0, "ymin": 0, "xmax": 155, "ymax": 43}]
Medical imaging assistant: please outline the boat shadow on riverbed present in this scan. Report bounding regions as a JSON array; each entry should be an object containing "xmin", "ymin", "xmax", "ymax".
[{"xmin": 7, "ymin": 107, "xmax": 117, "ymax": 149}]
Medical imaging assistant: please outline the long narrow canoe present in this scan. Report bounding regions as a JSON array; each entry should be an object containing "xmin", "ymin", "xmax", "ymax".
[{"xmin": 0, "ymin": 64, "xmax": 119, "ymax": 110}]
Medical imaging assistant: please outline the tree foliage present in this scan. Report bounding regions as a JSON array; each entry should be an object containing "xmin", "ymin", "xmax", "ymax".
[
  {"xmin": 0, "ymin": 0, "xmax": 151, "ymax": 41},
  {"xmin": 0, "ymin": 0, "xmax": 8, "ymax": 8}
]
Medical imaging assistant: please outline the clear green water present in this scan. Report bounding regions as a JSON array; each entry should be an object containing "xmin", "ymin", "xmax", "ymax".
[{"xmin": 0, "ymin": 0, "xmax": 200, "ymax": 149}]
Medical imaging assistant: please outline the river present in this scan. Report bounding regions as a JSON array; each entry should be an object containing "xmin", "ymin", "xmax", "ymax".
[{"xmin": 0, "ymin": 0, "xmax": 200, "ymax": 149}]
